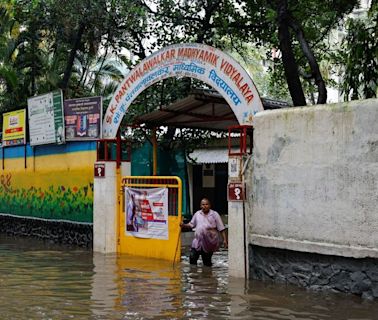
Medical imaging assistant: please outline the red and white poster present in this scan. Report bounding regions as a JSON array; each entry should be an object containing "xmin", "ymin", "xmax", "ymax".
[{"xmin": 125, "ymin": 187, "xmax": 168, "ymax": 239}]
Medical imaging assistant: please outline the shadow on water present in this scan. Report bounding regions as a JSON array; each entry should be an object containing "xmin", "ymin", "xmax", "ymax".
[{"xmin": 1, "ymin": 234, "xmax": 378, "ymax": 319}]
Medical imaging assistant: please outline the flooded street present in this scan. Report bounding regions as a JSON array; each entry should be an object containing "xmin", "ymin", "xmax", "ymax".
[{"xmin": 0, "ymin": 235, "xmax": 377, "ymax": 319}]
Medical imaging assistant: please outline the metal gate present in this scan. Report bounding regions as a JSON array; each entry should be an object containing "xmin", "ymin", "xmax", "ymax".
[{"xmin": 119, "ymin": 176, "xmax": 182, "ymax": 262}]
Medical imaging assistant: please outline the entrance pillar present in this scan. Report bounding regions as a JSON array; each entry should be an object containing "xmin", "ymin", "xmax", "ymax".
[
  {"xmin": 93, "ymin": 161, "xmax": 130, "ymax": 253},
  {"xmin": 228, "ymin": 201, "xmax": 247, "ymax": 278},
  {"xmin": 227, "ymin": 126, "xmax": 252, "ymax": 278},
  {"xmin": 93, "ymin": 162, "xmax": 118, "ymax": 253}
]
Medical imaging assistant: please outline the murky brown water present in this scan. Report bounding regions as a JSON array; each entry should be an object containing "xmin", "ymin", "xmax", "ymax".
[{"xmin": 0, "ymin": 234, "xmax": 377, "ymax": 320}]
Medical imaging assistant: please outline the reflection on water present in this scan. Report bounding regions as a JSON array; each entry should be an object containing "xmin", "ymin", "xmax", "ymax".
[{"xmin": 0, "ymin": 234, "xmax": 377, "ymax": 319}]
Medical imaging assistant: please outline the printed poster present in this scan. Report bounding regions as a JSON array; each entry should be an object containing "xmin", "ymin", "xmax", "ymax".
[
  {"xmin": 28, "ymin": 90, "xmax": 65, "ymax": 146},
  {"xmin": 2, "ymin": 109, "xmax": 26, "ymax": 146},
  {"xmin": 125, "ymin": 187, "xmax": 168, "ymax": 239},
  {"xmin": 64, "ymin": 96, "xmax": 102, "ymax": 140}
]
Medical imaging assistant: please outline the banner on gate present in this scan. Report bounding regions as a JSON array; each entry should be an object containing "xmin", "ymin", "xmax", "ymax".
[{"xmin": 125, "ymin": 187, "xmax": 168, "ymax": 239}]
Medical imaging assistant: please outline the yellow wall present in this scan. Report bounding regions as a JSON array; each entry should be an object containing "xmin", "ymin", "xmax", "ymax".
[{"xmin": 0, "ymin": 143, "xmax": 96, "ymax": 222}]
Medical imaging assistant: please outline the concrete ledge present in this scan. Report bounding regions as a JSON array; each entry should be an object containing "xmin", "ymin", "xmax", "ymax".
[
  {"xmin": 0, "ymin": 214, "xmax": 92, "ymax": 247},
  {"xmin": 249, "ymin": 244, "xmax": 378, "ymax": 299},
  {"xmin": 251, "ymin": 234, "xmax": 378, "ymax": 259}
]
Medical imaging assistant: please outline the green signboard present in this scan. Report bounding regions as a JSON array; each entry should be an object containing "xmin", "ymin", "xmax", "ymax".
[{"xmin": 28, "ymin": 90, "xmax": 65, "ymax": 146}]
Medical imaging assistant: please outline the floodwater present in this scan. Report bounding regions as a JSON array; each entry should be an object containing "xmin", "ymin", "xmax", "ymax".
[{"xmin": 0, "ymin": 235, "xmax": 377, "ymax": 320}]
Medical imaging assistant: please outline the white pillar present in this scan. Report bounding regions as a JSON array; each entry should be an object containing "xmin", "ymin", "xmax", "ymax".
[
  {"xmin": 228, "ymin": 201, "xmax": 247, "ymax": 278},
  {"xmin": 93, "ymin": 162, "xmax": 117, "ymax": 253},
  {"xmin": 120, "ymin": 162, "xmax": 131, "ymax": 177},
  {"xmin": 93, "ymin": 162, "xmax": 131, "ymax": 253},
  {"xmin": 228, "ymin": 154, "xmax": 251, "ymax": 278}
]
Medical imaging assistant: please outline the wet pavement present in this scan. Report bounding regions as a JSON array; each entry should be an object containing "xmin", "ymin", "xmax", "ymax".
[{"xmin": 0, "ymin": 234, "xmax": 377, "ymax": 319}]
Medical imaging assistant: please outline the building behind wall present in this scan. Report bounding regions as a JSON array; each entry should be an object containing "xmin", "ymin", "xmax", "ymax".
[{"xmin": 188, "ymin": 152, "xmax": 228, "ymax": 217}]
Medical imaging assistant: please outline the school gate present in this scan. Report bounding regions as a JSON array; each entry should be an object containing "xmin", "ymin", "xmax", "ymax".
[{"xmin": 93, "ymin": 43, "xmax": 263, "ymax": 276}]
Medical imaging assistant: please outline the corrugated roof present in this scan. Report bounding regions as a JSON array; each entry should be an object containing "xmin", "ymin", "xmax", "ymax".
[
  {"xmin": 135, "ymin": 89, "xmax": 236, "ymax": 131},
  {"xmin": 134, "ymin": 89, "xmax": 290, "ymax": 131}
]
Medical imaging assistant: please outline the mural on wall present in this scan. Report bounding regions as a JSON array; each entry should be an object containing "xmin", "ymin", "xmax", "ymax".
[{"xmin": 0, "ymin": 143, "xmax": 96, "ymax": 223}]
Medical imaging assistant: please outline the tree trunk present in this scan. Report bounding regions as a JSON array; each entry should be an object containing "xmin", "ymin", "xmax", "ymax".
[
  {"xmin": 60, "ymin": 22, "xmax": 86, "ymax": 94},
  {"xmin": 276, "ymin": 0, "xmax": 306, "ymax": 106},
  {"xmin": 31, "ymin": 27, "xmax": 36, "ymax": 95},
  {"xmin": 289, "ymin": 18, "xmax": 327, "ymax": 104}
]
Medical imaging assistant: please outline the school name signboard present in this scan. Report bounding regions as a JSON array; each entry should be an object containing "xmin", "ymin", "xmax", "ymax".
[
  {"xmin": 28, "ymin": 90, "xmax": 65, "ymax": 146},
  {"xmin": 103, "ymin": 43, "xmax": 264, "ymax": 139},
  {"xmin": 64, "ymin": 96, "xmax": 102, "ymax": 140},
  {"xmin": 2, "ymin": 109, "xmax": 26, "ymax": 147}
]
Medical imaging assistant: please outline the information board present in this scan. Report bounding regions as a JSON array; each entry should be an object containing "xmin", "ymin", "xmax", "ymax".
[
  {"xmin": 64, "ymin": 96, "xmax": 102, "ymax": 140},
  {"xmin": 2, "ymin": 109, "xmax": 26, "ymax": 146},
  {"xmin": 28, "ymin": 90, "xmax": 65, "ymax": 146}
]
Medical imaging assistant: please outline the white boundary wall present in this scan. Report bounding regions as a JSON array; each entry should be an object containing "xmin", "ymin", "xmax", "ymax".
[{"xmin": 247, "ymin": 99, "xmax": 378, "ymax": 259}]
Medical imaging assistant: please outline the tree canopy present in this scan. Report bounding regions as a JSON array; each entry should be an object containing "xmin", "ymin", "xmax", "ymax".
[
  {"xmin": 0, "ymin": 0, "xmax": 375, "ymax": 131},
  {"xmin": 338, "ymin": 1, "xmax": 378, "ymax": 100}
]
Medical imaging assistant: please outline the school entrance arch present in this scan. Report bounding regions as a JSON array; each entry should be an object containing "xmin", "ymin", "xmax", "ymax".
[
  {"xmin": 102, "ymin": 43, "xmax": 263, "ymax": 138},
  {"xmin": 96, "ymin": 43, "xmax": 264, "ymax": 279}
]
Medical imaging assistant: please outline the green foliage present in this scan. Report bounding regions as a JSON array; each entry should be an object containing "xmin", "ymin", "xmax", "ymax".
[
  {"xmin": 0, "ymin": 0, "xmax": 145, "ymax": 114},
  {"xmin": 0, "ymin": 1, "xmax": 19, "ymax": 116},
  {"xmin": 0, "ymin": 183, "xmax": 93, "ymax": 222},
  {"xmin": 229, "ymin": 0, "xmax": 358, "ymax": 105},
  {"xmin": 0, "ymin": 0, "xmax": 375, "ymax": 130},
  {"xmin": 223, "ymin": 41, "xmax": 292, "ymax": 102},
  {"xmin": 339, "ymin": 3, "xmax": 378, "ymax": 100}
]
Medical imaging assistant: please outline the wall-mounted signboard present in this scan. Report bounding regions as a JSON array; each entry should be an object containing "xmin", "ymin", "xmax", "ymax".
[
  {"xmin": 2, "ymin": 109, "xmax": 26, "ymax": 147},
  {"xmin": 28, "ymin": 90, "xmax": 65, "ymax": 146},
  {"xmin": 227, "ymin": 182, "xmax": 246, "ymax": 201},
  {"xmin": 64, "ymin": 96, "xmax": 102, "ymax": 140},
  {"xmin": 94, "ymin": 163, "xmax": 105, "ymax": 178}
]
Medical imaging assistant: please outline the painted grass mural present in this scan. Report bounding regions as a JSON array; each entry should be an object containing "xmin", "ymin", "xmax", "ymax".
[
  {"xmin": 0, "ymin": 142, "xmax": 96, "ymax": 223},
  {"xmin": 0, "ymin": 173, "xmax": 93, "ymax": 222}
]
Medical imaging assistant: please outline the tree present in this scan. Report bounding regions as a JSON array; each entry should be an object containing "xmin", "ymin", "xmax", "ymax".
[
  {"xmin": 0, "ymin": 0, "xmax": 368, "ymax": 119},
  {"xmin": 0, "ymin": 0, "xmax": 150, "ymax": 113},
  {"xmin": 229, "ymin": 0, "xmax": 358, "ymax": 106},
  {"xmin": 140, "ymin": 0, "xmax": 359, "ymax": 106},
  {"xmin": 339, "ymin": 1, "xmax": 378, "ymax": 100},
  {"xmin": 0, "ymin": 1, "xmax": 19, "ymax": 115},
  {"xmin": 121, "ymin": 0, "xmax": 232, "ymax": 149}
]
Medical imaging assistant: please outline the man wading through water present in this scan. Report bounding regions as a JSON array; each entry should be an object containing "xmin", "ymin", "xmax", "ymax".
[{"xmin": 181, "ymin": 198, "xmax": 228, "ymax": 266}]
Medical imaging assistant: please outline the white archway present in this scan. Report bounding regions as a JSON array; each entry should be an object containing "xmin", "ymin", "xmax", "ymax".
[{"xmin": 102, "ymin": 43, "xmax": 263, "ymax": 138}]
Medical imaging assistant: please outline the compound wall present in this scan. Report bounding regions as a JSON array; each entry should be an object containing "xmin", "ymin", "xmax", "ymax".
[
  {"xmin": 0, "ymin": 142, "xmax": 96, "ymax": 245},
  {"xmin": 247, "ymin": 99, "xmax": 378, "ymax": 297}
]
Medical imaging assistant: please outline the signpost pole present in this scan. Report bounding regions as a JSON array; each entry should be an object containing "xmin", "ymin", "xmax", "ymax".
[{"xmin": 152, "ymin": 127, "xmax": 158, "ymax": 176}]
